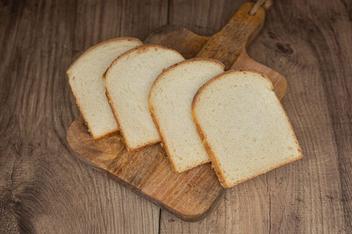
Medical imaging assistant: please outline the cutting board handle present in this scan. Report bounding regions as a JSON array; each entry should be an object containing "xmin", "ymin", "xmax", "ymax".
[
  {"xmin": 232, "ymin": 50, "xmax": 287, "ymax": 99},
  {"xmin": 197, "ymin": 2, "xmax": 265, "ymax": 69}
]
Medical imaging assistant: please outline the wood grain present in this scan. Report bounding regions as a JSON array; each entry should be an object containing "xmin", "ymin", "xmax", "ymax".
[
  {"xmin": 147, "ymin": 3, "xmax": 287, "ymax": 99},
  {"xmin": 67, "ymin": 120, "xmax": 222, "ymax": 220},
  {"xmin": 1, "ymin": 0, "xmax": 351, "ymax": 233},
  {"xmin": 160, "ymin": 0, "xmax": 351, "ymax": 233},
  {"xmin": 66, "ymin": 1, "xmax": 289, "ymax": 221},
  {"xmin": 0, "ymin": 0, "xmax": 166, "ymax": 233},
  {"xmin": 197, "ymin": 2, "xmax": 265, "ymax": 69}
]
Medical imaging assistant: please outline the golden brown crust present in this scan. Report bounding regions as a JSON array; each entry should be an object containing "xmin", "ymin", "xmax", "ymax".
[
  {"xmin": 93, "ymin": 129, "xmax": 118, "ymax": 140},
  {"xmin": 148, "ymin": 58, "xmax": 225, "ymax": 173},
  {"xmin": 192, "ymin": 70, "xmax": 303, "ymax": 188},
  {"xmin": 105, "ymin": 44, "xmax": 184, "ymax": 78},
  {"xmin": 192, "ymin": 108, "xmax": 230, "ymax": 187},
  {"xmin": 148, "ymin": 103, "xmax": 181, "ymax": 172},
  {"xmin": 104, "ymin": 44, "xmax": 185, "ymax": 151},
  {"xmin": 193, "ymin": 70, "xmax": 274, "ymax": 104},
  {"xmin": 66, "ymin": 37, "xmax": 142, "ymax": 73},
  {"xmin": 226, "ymin": 153, "xmax": 303, "ymax": 188},
  {"xmin": 149, "ymin": 99, "xmax": 210, "ymax": 173},
  {"xmin": 106, "ymin": 90, "xmax": 159, "ymax": 153},
  {"xmin": 150, "ymin": 58, "xmax": 225, "ymax": 95},
  {"xmin": 105, "ymin": 88, "xmax": 136, "ymax": 152},
  {"xmin": 66, "ymin": 37, "xmax": 142, "ymax": 139},
  {"xmin": 67, "ymin": 76, "xmax": 119, "ymax": 140}
]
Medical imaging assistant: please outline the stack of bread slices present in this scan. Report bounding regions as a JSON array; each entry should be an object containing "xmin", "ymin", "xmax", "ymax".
[{"xmin": 67, "ymin": 37, "xmax": 302, "ymax": 188}]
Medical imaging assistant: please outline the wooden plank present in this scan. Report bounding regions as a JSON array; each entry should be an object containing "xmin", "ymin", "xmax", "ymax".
[
  {"xmin": 1, "ymin": 0, "xmax": 351, "ymax": 233},
  {"xmin": 0, "ymin": 0, "xmax": 167, "ymax": 233},
  {"xmin": 161, "ymin": 0, "xmax": 349, "ymax": 233},
  {"xmin": 252, "ymin": 1, "xmax": 349, "ymax": 231},
  {"xmin": 168, "ymin": 0, "xmax": 245, "ymax": 35},
  {"xmin": 305, "ymin": 0, "xmax": 352, "ymax": 230}
]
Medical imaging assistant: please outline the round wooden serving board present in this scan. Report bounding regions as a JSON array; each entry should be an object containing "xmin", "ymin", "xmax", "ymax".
[{"xmin": 67, "ymin": 3, "xmax": 287, "ymax": 221}]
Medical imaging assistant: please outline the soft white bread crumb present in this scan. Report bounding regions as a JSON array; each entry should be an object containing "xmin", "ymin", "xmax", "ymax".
[
  {"xmin": 149, "ymin": 59, "xmax": 225, "ymax": 172},
  {"xmin": 192, "ymin": 71, "xmax": 302, "ymax": 188},
  {"xmin": 105, "ymin": 45, "xmax": 184, "ymax": 151},
  {"xmin": 67, "ymin": 37, "xmax": 142, "ymax": 139}
]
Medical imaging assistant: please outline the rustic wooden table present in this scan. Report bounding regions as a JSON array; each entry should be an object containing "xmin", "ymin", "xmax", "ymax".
[{"xmin": 0, "ymin": 0, "xmax": 351, "ymax": 233}]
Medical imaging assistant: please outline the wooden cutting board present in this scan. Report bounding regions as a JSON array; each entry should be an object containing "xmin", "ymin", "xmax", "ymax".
[{"xmin": 66, "ymin": 2, "xmax": 287, "ymax": 221}]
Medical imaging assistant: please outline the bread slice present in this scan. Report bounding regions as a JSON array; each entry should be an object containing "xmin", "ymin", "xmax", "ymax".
[
  {"xmin": 192, "ymin": 71, "xmax": 302, "ymax": 188},
  {"xmin": 105, "ymin": 45, "xmax": 184, "ymax": 151},
  {"xmin": 149, "ymin": 59, "xmax": 225, "ymax": 172},
  {"xmin": 67, "ymin": 37, "xmax": 142, "ymax": 139}
]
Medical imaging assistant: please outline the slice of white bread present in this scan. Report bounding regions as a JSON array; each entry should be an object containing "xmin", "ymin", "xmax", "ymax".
[
  {"xmin": 67, "ymin": 37, "xmax": 142, "ymax": 139},
  {"xmin": 149, "ymin": 59, "xmax": 225, "ymax": 172},
  {"xmin": 192, "ymin": 71, "xmax": 302, "ymax": 188},
  {"xmin": 105, "ymin": 45, "xmax": 184, "ymax": 151}
]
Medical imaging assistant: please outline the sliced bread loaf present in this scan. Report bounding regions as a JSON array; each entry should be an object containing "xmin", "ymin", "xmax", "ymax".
[
  {"xmin": 149, "ymin": 59, "xmax": 225, "ymax": 172},
  {"xmin": 105, "ymin": 45, "xmax": 184, "ymax": 151},
  {"xmin": 67, "ymin": 37, "xmax": 142, "ymax": 139},
  {"xmin": 192, "ymin": 71, "xmax": 302, "ymax": 188}
]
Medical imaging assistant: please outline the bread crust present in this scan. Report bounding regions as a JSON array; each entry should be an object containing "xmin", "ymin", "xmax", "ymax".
[
  {"xmin": 104, "ymin": 44, "xmax": 184, "ymax": 151},
  {"xmin": 150, "ymin": 58, "xmax": 225, "ymax": 90},
  {"xmin": 67, "ymin": 37, "xmax": 142, "ymax": 73},
  {"xmin": 67, "ymin": 76, "xmax": 120, "ymax": 140},
  {"xmin": 150, "ymin": 100, "xmax": 210, "ymax": 173},
  {"xmin": 192, "ymin": 70, "xmax": 303, "ymax": 188},
  {"xmin": 105, "ymin": 44, "xmax": 184, "ymax": 77},
  {"xmin": 67, "ymin": 37, "xmax": 142, "ymax": 140},
  {"xmin": 149, "ymin": 58, "xmax": 225, "ymax": 173}
]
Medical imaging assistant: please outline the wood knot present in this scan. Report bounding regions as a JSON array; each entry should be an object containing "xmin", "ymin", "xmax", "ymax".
[
  {"xmin": 275, "ymin": 42, "xmax": 294, "ymax": 55},
  {"xmin": 268, "ymin": 31, "xmax": 277, "ymax": 39}
]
